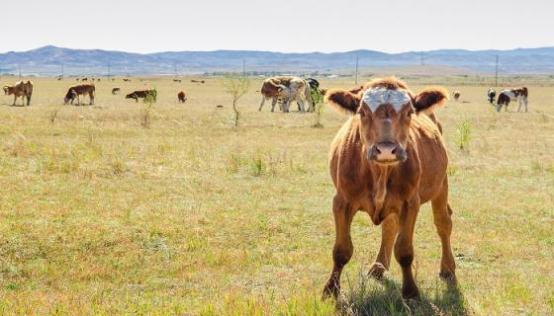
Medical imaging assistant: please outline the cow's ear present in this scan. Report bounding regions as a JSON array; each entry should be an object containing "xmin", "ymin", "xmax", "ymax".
[
  {"xmin": 413, "ymin": 87, "xmax": 448, "ymax": 114},
  {"xmin": 325, "ymin": 89, "xmax": 361, "ymax": 114}
]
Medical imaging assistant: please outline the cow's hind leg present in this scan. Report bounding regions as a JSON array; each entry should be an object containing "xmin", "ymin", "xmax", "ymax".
[
  {"xmin": 369, "ymin": 213, "xmax": 399, "ymax": 280},
  {"xmin": 270, "ymin": 97, "xmax": 277, "ymax": 112},
  {"xmin": 322, "ymin": 195, "xmax": 355, "ymax": 299},
  {"xmin": 431, "ymin": 179, "xmax": 457, "ymax": 283},
  {"xmin": 394, "ymin": 198, "xmax": 420, "ymax": 299}
]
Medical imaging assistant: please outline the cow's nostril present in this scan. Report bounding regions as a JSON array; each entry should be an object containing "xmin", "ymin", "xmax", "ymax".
[
  {"xmin": 391, "ymin": 147, "xmax": 397, "ymax": 154},
  {"xmin": 375, "ymin": 146, "xmax": 382, "ymax": 154}
]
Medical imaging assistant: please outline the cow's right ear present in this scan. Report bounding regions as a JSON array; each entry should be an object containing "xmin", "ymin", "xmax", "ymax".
[{"xmin": 325, "ymin": 89, "xmax": 361, "ymax": 114}]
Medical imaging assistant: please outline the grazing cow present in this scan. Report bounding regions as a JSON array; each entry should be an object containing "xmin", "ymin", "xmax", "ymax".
[
  {"xmin": 64, "ymin": 84, "xmax": 95, "ymax": 105},
  {"xmin": 112, "ymin": 88, "xmax": 121, "ymax": 95},
  {"xmin": 191, "ymin": 79, "xmax": 205, "ymax": 84},
  {"xmin": 123, "ymin": 78, "xmax": 131, "ymax": 82},
  {"xmin": 453, "ymin": 91, "xmax": 461, "ymax": 101},
  {"xmin": 177, "ymin": 91, "xmax": 187, "ymax": 103},
  {"xmin": 81, "ymin": 78, "xmax": 88, "ymax": 82},
  {"xmin": 125, "ymin": 90, "xmax": 157, "ymax": 102},
  {"xmin": 258, "ymin": 76, "xmax": 313, "ymax": 112},
  {"xmin": 322, "ymin": 77, "xmax": 456, "ymax": 300},
  {"xmin": 76, "ymin": 78, "xmax": 80, "ymax": 82},
  {"xmin": 3, "ymin": 81, "xmax": 33, "ymax": 106},
  {"xmin": 173, "ymin": 79, "xmax": 182, "ymax": 83},
  {"xmin": 258, "ymin": 78, "xmax": 289, "ymax": 112},
  {"xmin": 496, "ymin": 87, "xmax": 528, "ymax": 112},
  {"xmin": 487, "ymin": 88, "xmax": 496, "ymax": 104}
]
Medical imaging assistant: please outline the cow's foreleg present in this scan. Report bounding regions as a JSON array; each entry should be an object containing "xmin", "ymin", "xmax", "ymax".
[
  {"xmin": 12, "ymin": 95, "xmax": 17, "ymax": 106},
  {"xmin": 394, "ymin": 198, "xmax": 420, "ymax": 299},
  {"xmin": 323, "ymin": 195, "xmax": 355, "ymax": 299},
  {"xmin": 369, "ymin": 213, "xmax": 399, "ymax": 280},
  {"xmin": 431, "ymin": 182, "xmax": 457, "ymax": 284},
  {"xmin": 259, "ymin": 96, "xmax": 266, "ymax": 111}
]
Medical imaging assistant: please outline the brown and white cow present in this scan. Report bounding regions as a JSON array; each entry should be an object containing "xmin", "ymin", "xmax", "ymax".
[
  {"xmin": 258, "ymin": 76, "xmax": 313, "ymax": 112},
  {"xmin": 453, "ymin": 91, "xmax": 461, "ymax": 101},
  {"xmin": 496, "ymin": 87, "xmax": 528, "ymax": 112},
  {"xmin": 64, "ymin": 84, "xmax": 95, "ymax": 105},
  {"xmin": 178, "ymin": 91, "xmax": 187, "ymax": 103},
  {"xmin": 322, "ymin": 77, "xmax": 456, "ymax": 300},
  {"xmin": 3, "ymin": 81, "xmax": 33, "ymax": 106}
]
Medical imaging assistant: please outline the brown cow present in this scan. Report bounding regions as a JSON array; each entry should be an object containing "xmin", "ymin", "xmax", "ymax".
[
  {"xmin": 322, "ymin": 77, "xmax": 456, "ymax": 300},
  {"xmin": 64, "ymin": 84, "xmax": 95, "ymax": 105},
  {"xmin": 3, "ymin": 81, "xmax": 33, "ymax": 106},
  {"xmin": 126, "ymin": 90, "xmax": 157, "ymax": 102},
  {"xmin": 177, "ymin": 91, "xmax": 187, "ymax": 103},
  {"xmin": 112, "ymin": 88, "xmax": 121, "ymax": 95}
]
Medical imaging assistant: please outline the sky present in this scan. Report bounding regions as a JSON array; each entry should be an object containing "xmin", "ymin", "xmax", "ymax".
[{"xmin": 1, "ymin": 0, "xmax": 552, "ymax": 54}]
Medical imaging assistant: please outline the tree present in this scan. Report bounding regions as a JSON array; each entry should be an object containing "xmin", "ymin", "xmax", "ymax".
[{"xmin": 222, "ymin": 75, "xmax": 250, "ymax": 127}]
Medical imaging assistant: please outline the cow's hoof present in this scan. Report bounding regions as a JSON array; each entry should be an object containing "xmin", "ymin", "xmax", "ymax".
[
  {"xmin": 402, "ymin": 285, "xmax": 420, "ymax": 300},
  {"xmin": 322, "ymin": 282, "xmax": 339, "ymax": 300},
  {"xmin": 439, "ymin": 270, "xmax": 457, "ymax": 284},
  {"xmin": 368, "ymin": 262, "xmax": 386, "ymax": 280}
]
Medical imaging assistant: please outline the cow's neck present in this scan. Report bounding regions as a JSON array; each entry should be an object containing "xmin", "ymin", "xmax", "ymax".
[{"xmin": 368, "ymin": 161, "xmax": 399, "ymax": 225}]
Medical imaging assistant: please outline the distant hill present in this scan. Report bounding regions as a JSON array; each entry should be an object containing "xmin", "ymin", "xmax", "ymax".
[{"xmin": 0, "ymin": 45, "xmax": 553, "ymax": 76}]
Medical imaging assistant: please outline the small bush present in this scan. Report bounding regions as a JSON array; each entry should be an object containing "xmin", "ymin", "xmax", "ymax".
[{"xmin": 456, "ymin": 120, "xmax": 472, "ymax": 151}]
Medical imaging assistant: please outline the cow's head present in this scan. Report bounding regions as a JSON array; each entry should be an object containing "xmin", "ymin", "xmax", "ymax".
[
  {"xmin": 64, "ymin": 89, "xmax": 76, "ymax": 104},
  {"xmin": 3, "ymin": 86, "xmax": 9, "ymax": 95},
  {"xmin": 326, "ymin": 78, "xmax": 447, "ymax": 165}
]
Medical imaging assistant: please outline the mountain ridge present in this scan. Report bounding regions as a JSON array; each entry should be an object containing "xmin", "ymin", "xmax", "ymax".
[{"xmin": 1, "ymin": 45, "xmax": 553, "ymax": 76}]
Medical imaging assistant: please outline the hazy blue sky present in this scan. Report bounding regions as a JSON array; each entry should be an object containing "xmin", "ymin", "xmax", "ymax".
[{"xmin": 1, "ymin": 0, "xmax": 552, "ymax": 53}]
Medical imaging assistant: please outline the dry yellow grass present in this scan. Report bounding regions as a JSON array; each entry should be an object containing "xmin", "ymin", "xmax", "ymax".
[{"xmin": 0, "ymin": 76, "xmax": 552, "ymax": 315}]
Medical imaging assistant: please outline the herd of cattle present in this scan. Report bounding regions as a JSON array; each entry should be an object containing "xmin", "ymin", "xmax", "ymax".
[{"xmin": 2, "ymin": 78, "xmax": 529, "ymax": 113}]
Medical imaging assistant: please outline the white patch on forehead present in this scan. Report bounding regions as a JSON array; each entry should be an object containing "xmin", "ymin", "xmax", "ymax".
[{"xmin": 362, "ymin": 87, "xmax": 411, "ymax": 112}]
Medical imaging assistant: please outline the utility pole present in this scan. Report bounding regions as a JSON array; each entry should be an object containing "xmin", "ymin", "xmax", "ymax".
[
  {"xmin": 420, "ymin": 53, "xmax": 425, "ymax": 66},
  {"xmin": 61, "ymin": 64, "xmax": 64, "ymax": 78},
  {"xmin": 107, "ymin": 61, "xmax": 111, "ymax": 80},
  {"xmin": 242, "ymin": 59, "xmax": 246, "ymax": 77},
  {"xmin": 174, "ymin": 63, "xmax": 178, "ymax": 76},
  {"xmin": 495, "ymin": 55, "xmax": 499, "ymax": 86},
  {"xmin": 18, "ymin": 64, "xmax": 21, "ymax": 79},
  {"xmin": 354, "ymin": 55, "xmax": 359, "ymax": 85}
]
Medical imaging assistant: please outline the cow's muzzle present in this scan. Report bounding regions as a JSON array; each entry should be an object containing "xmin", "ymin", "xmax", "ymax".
[{"xmin": 368, "ymin": 142, "xmax": 407, "ymax": 164}]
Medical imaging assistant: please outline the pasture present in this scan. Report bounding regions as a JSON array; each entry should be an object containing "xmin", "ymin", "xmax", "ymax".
[{"xmin": 0, "ymin": 76, "xmax": 552, "ymax": 315}]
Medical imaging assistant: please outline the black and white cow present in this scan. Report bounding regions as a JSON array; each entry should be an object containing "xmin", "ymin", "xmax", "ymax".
[
  {"xmin": 487, "ymin": 88, "xmax": 496, "ymax": 104},
  {"xmin": 496, "ymin": 87, "xmax": 528, "ymax": 112}
]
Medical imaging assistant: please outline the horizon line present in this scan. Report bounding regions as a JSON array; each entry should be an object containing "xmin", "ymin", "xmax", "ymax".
[{"xmin": 2, "ymin": 44, "xmax": 554, "ymax": 56}]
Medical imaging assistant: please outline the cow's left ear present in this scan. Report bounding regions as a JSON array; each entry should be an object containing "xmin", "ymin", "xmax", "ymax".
[{"xmin": 413, "ymin": 87, "xmax": 449, "ymax": 114}]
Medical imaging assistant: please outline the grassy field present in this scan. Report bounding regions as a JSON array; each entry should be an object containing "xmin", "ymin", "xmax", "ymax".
[{"xmin": 0, "ymin": 76, "xmax": 552, "ymax": 315}]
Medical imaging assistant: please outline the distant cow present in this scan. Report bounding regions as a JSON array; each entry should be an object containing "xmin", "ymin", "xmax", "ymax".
[
  {"xmin": 3, "ymin": 81, "xmax": 33, "ymax": 106},
  {"xmin": 112, "ymin": 88, "xmax": 121, "ymax": 95},
  {"xmin": 496, "ymin": 87, "xmax": 528, "ymax": 112},
  {"xmin": 487, "ymin": 88, "xmax": 496, "ymax": 104},
  {"xmin": 64, "ymin": 84, "xmax": 95, "ymax": 105},
  {"xmin": 259, "ymin": 76, "xmax": 313, "ymax": 112},
  {"xmin": 81, "ymin": 78, "xmax": 88, "ymax": 82},
  {"xmin": 126, "ymin": 90, "xmax": 157, "ymax": 102},
  {"xmin": 453, "ymin": 91, "xmax": 461, "ymax": 101},
  {"xmin": 173, "ymin": 79, "xmax": 182, "ymax": 83},
  {"xmin": 123, "ymin": 78, "xmax": 131, "ymax": 82},
  {"xmin": 191, "ymin": 79, "xmax": 205, "ymax": 84},
  {"xmin": 177, "ymin": 91, "xmax": 187, "ymax": 103}
]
